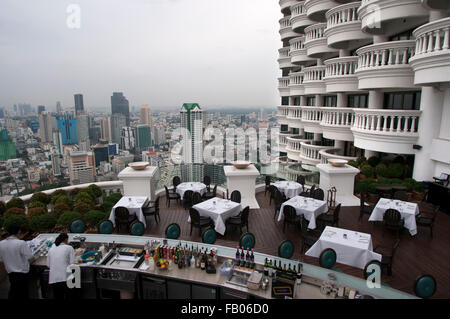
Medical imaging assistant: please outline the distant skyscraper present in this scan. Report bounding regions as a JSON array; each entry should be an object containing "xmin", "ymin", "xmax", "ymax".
[
  {"xmin": 52, "ymin": 130, "xmax": 63, "ymax": 155},
  {"xmin": 100, "ymin": 116, "xmax": 112, "ymax": 142},
  {"xmin": 38, "ymin": 112, "xmax": 53, "ymax": 143},
  {"xmin": 0, "ymin": 108, "xmax": 4, "ymax": 118},
  {"xmin": 111, "ymin": 92, "xmax": 130, "ymax": 126},
  {"xmin": 110, "ymin": 113, "xmax": 127, "ymax": 145},
  {"xmin": 51, "ymin": 152, "xmax": 61, "ymax": 176},
  {"xmin": 140, "ymin": 104, "xmax": 153, "ymax": 126},
  {"xmin": 69, "ymin": 151, "xmax": 95, "ymax": 185},
  {"xmin": 37, "ymin": 105, "xmax": 45, "ymax": 115},
  {"xmin": 77, "ymin": 114, "xmax": 90, "ymax": 149},
  {"xmin": 0, "ymin": 130, "xmax": 17, "ymax": 160},
  {"xmin": 93, "ymin": 143, "xmax": 109, "ymax": 167},
  {"xmin": 74, "ymin": 94, "xmax": 84, "ymax": 116},
  {"xmin": 56, "ymin": 101, "xmax": 62, "ymax": 113},
  {"xmin": 136, "ymin": 125, "xmax": 151, "ymax": 149},
  {"xmin": 56, "ymin": 113, "xmax": 78, "ymax": 145},
  {"xmin": 121, "ymin": 126, "xmax": 136, "ymax": 150}
]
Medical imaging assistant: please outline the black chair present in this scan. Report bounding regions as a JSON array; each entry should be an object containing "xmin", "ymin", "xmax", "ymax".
[
  {"xmin": 416, "ymin": 205, "xmax": 440, "ymax": 238},
  {"xmin": 225, "ymin": 206, "xmax": 250, "ymax": 235},
  {"xmin": 268, "ymin": 185, "xmax": 278, "ymax": 205},
  {"xmin": 312, "ymin": 188, "xmax": 325, "ymax": 201},
  {"xmin": 143, "ymin": 197, "xmax": 160, "ymax": 224},
  {"xmin": 297, "ymin": 175, "xmax": 306, "ymax": 190},
  {"xmin": 189, "ymin": 208, "xmax": 213, "ymax": 236},
  {"xmin": 203, "ymin": 175, "xmax": 211, "ymax": 187},
  {"xmin": 317, "ymin": 203, "xmax": 341, "ymax": 228},
  {"xmin": 274, "ymin": 188, "xmax": 287, "ymax": 220},
  {"xmin": 202, "ymin": 184, "xmax": 217, "ymax": 200},
  {"xmin": 165, "ymin": 185, "xmax": 180, "ymax": 207},
  {"xmin": 265, "ymin": 176, "xmax": 271, "ymax": 196},
  {"xmin": 299, "ymin": 191, "xmax": 310, "ymax": 197},
  {"xmin": 282, "ymin": 205, "xmax": 300, "ymax": 233},
  {"xmin": 230, "ymin": 190, "xmax": 241, "ymax": 203},
  {"xmin": 382, "ymin": 209, "xmax": 404, "ymax": 239},
  {"xmin": 308, "ymin": 184, "xmax": 316, "ymax": 197},
  {"xmin": 433, "ymin": 173, "xmax": 449, "ymax": 187},
  {"xmin": 192, "ymin": 192, "xmax": 203, "ymax": 206},
  {"xmin": 183, "ymin": 190, "xmax": 194, "ymax": 210},
  {"xmin": 115, "ymin": 206, "xmax": 137, "ymax": 233},
  {"xmin": 393, "ymin": 191, "xmax": 408, "ymax": 201},
  {"xmin": 299, "ymin": 216, "xmax": 319, "ymax": 254},
  {"xmin": 172, "ymin": 176, "xmax": 181, "ymax": 191},
  {"xmin": 359, "ymin": 192, "xmax": 373, "ymax": 222},
  {"xmin": 374, "ymin": 239, "xmax": 400, "ymax": 276}
]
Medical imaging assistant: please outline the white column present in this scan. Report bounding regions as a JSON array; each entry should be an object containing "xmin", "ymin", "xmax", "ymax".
[
  {"xmin": 334, "ymin": 140, "xmax": 345, "ymax": 155},
  {"xmin": 337, "ymin": 93, "xmax": 347, "ymax": 108},
  {"xmin": 224, "ymin": 164, "xmax": 260, "ymax": 209},
  {"xmin": 317, "ymin": 163, "xmax": 360, "ymax": 206},
  {"xmin": 300, "ymin": 96, "xmax": 308, "ymax": 105},
  {"xmin": 315, "ymin": 95, "xmax": 324, "ymax": 106},
  {"xmin": 118, "ymin": 166, "xmax": 159, "ymax": 201}
]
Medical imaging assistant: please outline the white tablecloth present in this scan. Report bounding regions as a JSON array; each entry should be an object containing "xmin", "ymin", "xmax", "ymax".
[
  {"xmin": 277, "ymin": 196, "xmax": 328, "ymax": 230},
  {"xmin": 369, "ymin": 198, "xmax": 420, "ymax": 235},
  {"xmin": 271, "ymin": 181, "xmax": 303, "ymax": 198},
  {"xmin": 176, "ymin": 182, "xmax": 207, "ymax": 199},
  {"xmin": 189, "ymin": 197, "xmax": 242, "ymax": 235},
  {"xmin": 109, "ymin": 196, "xmax": 148, "ymax": 227},
  {"xmin": 306, "ymin": 226, "xmax": 381, "ymax": 269}
]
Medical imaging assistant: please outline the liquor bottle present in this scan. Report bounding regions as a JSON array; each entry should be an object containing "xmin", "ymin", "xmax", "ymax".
[
  {"xmin": 283, "ymin": 263, "xmax": 287, "ymax": 272},
  {"xmin": 235, "ymin": 246, "xmax": 240, "ymax": 265},
  {"xmin": 195, "ymin": 251, "xmax": 201, "ymax": 268},
  {"xmin": 268, "ymin": 259, "xmax": 273, "ymax": 277},
  {"xmin": 288, "ymin": 264, "xmax": 292, "ymax": 273},
  {"xmin": 200, "ymin": 251, "xmax": 206, "ymax": 270},
  {"xmin": 190, "ymin": 253, "xmax": 195, "ymax": 268},
  {"xmin": 240, "ymin": 247, "xmax": 245, "ymax": 266},
  {"xmin": 250, "ymin": 249, "xmax": 255, "ymax": 269}
]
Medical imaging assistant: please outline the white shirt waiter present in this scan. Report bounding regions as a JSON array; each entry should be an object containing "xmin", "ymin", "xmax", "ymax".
[
  {"xmin": 0, "ymin": 236, "xmax": 33, "ymax": 273},
  {"xmin": 46, "ymin": 243, "xmax": 75, "ymax": 284}
]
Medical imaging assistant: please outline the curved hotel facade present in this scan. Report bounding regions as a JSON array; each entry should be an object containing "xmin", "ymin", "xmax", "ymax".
[{"xmin": 277, "ymin": 0, "xmax": 450, "ymax": 181}]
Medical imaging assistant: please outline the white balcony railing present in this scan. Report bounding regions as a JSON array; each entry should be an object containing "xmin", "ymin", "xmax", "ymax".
[
  {"xmin": 280, "ymin": 0, "xmax": 298, "ymax": 12},
  {"xmin": 324, "ymin": 56, "xmax": 358, "ymax": 78},
  {"xmin": 287, "ymin": 106, "xmax": 302, "ymax": 120},
  {"xmin": 277, "ymin": 106, "xmax": 290, "ymax": 117},
  {"xmin": 286, "ymin": 136, "xmax": 311, "ymax": 152},
  {"xmin": 321, "ymin": 107, "xmax": 355, "ymax": 127},
  {"xmin": 305, "ymin": 23, "xmax": 327, "ymax": 43},
  {"xmin": 300, "ymin": 142, "xmax": 334, "ymax": 163},
  {"xmin": 301, "ymin": 106, "xmax": 323, "ymax": 123},
  {"xmin": 289, "ymin": 71, "xmax": 304, "ymax": 86},
  {"xmin": 357, "ymin": 40, "xmax": 416, "ymax": 71},
  {"xmin": 303, "ymin": 65, "xmax": 326, "ymax": 82},
  {"xmin": 319, "ymin": 148, "xmax": 358, "ymax": 164},
  {"xmin": 278, "ymin": 47, "xmax": 292, "ymax": 68},
  {"xmin": 413, "ymin": 17, "xmax": 450, "ymax": 56},
  {"xmin": 352, "ymin": 109, "xmax": 421, "ymax": 136},
  {"xmin": 291, "ymin": 1, "xmax": 307, "ymax": 18},
  {"xmin": 278, "ymin": 77, "xmax": 290, "ymax": 89},
  {"xmin": 326, "ymin": 2, "xmax": 361, "ymax": 29}
]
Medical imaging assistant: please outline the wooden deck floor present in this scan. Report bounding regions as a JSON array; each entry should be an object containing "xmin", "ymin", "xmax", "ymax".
[{"xmin": 143, "ymin": 192, "xmax": 450, "ymax": 298}]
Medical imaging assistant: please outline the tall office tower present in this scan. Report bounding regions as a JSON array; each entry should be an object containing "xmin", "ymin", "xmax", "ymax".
[
  {"xmin": 52, "ymin": 130, "xmax": 63, "ymax": 155},
  {"xmin": 37, "ymin": 105, "xmax": 46, "ymax": 115},
  {"xmin": 38, "ymin": 112, "xmax": 53, "ymax": 143},
  {"xmin": 93, "ymin": 143, "xmax": 109, "ymax": 167},
  {"xmin": 110, "ymin": 113, "xmax": 127, "ymax": 145},
  {"xmin": 120, "ymin": 126, "xmax": 136, "ymax": 151},
  {"xmin": 152, "ymin": 125, "xmax": 166, "ymax": 145},
  {"xmin": 51, "ymin": 152, "xmax": 61, "ymax": 176},
  {"xmin": 136, "ymin": 125, "xmax": 151, "ymax": 150},
  {"xmin": 18, "ymin": 103, "xmax": 32, "ymax": 116},
  {"xmin": 56, "ymin": 101, "xmax": 62, "ymax": 113},
  {"xmin": 111, "ymin": 92, "xmax": 130, "ymax": 126},
  {"xmin": 100, "ymin": 116, "xmax": 112, "ymax": 142},
  {"xmin": 77, "ymin": 114, "xmax": 90, "ymax": 149},
  {"xmin": 89, "ymin": 125, "xmax": 101, "ymax": 145},
  {"xmin": 0, "ymin": 108, "xmax": 4, "ymax": 118},
  {"xmin": 259, "ymin": 108, "xmax": 265, "ymax": 121},
  {"xmin": 0, "ymin": 129, "xmax": 17, "ymax": 161},
  {"xmin": 140, "ymin": 104, "xmax": 153, "ymax": 126},
  {"xmin": 56, "ymin": 112, "xmax": 78, "ymax": 145},
  {"xmin": 276, "ymin": 0, "xmax": 450, "ymax": 181},
  {"xmin": 69, "ymin": 151, "xmax": 95, "ymax": 185},
  {"xmin": 74, "ymin": 94, "xmax": 84, "ymax": 116}
]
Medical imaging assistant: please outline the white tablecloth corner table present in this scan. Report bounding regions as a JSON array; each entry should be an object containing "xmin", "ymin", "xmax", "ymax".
[
  {"xmin": 176, "ymin": 182, "xmax": 207, "ymax": 200},
  {"xmin": 278, "ymin": 195, "xmax": 328, "ymax": 230},
  {"xmin": 305, "ymin": 226, "xmax": 381, "ymax": 269},
  {"xmin": 271, "ymin": 181, "xmax": 303, "ymax": 198},
  {"xmin": 109, "ymin": 196, "xmax": 148, "ymax": 228}
]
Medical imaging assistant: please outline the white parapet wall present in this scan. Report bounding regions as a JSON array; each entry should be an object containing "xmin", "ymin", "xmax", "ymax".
[
  {"xmin": 223, "ymin": 164, "xmax": 260, "ymax": 209},
  {"xmin": 118, "ymin": 166, "xmax": 159, "ymax": 201}
]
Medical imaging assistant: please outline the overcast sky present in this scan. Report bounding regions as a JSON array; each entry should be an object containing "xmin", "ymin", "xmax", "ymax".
[{"xmin": 0, "ymin": 0, "xmax": 281, "ymax": 111}]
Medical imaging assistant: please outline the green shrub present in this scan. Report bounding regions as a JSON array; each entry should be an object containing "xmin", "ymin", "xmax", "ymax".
[
  {"xmin": 50, "ymin": 189, "xmax": 67, "ymax": 204},
  {"xmin": 367, "ymin": 181, "xmax": 379, "ymax": 194},
  {"xmin": 413, "ymin": 181, "xmax": 425, "ymax": 192},
  {"xmin": 73, "ymin": 202, "xmax": 92, "ymax": 215},
  {"xmin": 375, "ymin": 164, "xmax": 388, "ymax": 178},
  {"xmin": 55, "ymin": 196, "xmax": 73, "ymax": 209},
  {"xmin": 101, "ymin": 201, "xmax": 114, "ymax": 214},
  {"xmin": 75, "ymin": 197, "xmax": 94, "ymax": 208},
  {"xmin": 0, "ymin": 201, "xmax": 6, "ymax": 217},
  {"xmin": 52, "ymin": 203, "xmax": 70, "ymax": 218},
  {"xmin": 356, "ymin": 156, "xmax": 367, "ymax": 167},
  {"xmin": 390, "ymin": 178, "xmax": 403, "ymax": 185},
  {"xmin": 28, "ymin": 201, "xmax": 46, "ymax": 209},
  {"xmin": 70, "ymin": 188, "xmax": 81, "ymax": 197},
  {"xmin": 27, "ymin": 207, "xmax": 47, "ymax": 220},
  {"xmin": 377, "ymin": 177, "xmax": 390, "ymax": 185},
  {"xmin": 57, "ymin": 211, "xmax": 82, "ymax": 227},
  {"xmin": 30, "ymin": 214, "xmax": 57, "ymax": 232},
  {"xmin": 4, "ymin": 207, "xmax": 26, "ymax": 219},
  {"xmin": 387, "ymin": 163, "xmax": 404, "ymax": 179},
  {"xmin": 75, "ymin": 191, "xmax": 94, "ymax": 203},
  {"xmin": 3, "ymin": 214, "xmax": 29, "ymax": 232},
  {"xmin": 0, "ymin": 217, "xmax": 3, "ymax": 229},
  {"xmin": 348, "ymin": 160, "xmax": 358, "ymax": 168},
  {"xmin": 30, "ymin": 192, "xmax": 50, "ymax": 205},
  {"xmin": 84, "ymin": 210, "xmax": 108, "ymax": 228},
  {"xmin": 393, "ymin": 155, "xmax": 405, "ymax": 164},
  {"xmin": 86, "ymin": 184, "xmax": 102, "ymax": 199},
  {"xmin": 106, "ymin": 193, "xmax": 122, "ymax": 205},
  {"xmin": 6, "ymin": 198, "xmax": 25, "ymax": 210},
  {"xmin": 355, "ymin": 180, "xmax": 368, "ymax": 194},
  {"xmin": 361, "ymin": 164, "xmax": 374, "ymax": 178},
  {"xmin": 368, "ymin": 156, "xmax": 380, "ymax": 167}
]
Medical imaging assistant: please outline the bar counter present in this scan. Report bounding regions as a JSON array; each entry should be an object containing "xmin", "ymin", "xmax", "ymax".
[{"xmin": 30, "ymin": 233, "xmax": 417, "ymax": 299}]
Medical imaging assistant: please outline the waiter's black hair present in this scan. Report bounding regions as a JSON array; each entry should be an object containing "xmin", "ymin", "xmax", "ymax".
[
  {"xmin": 55, "ymin": 233, "xmax": 69, "ymax": 246},
  {"xmin": 7, "ymin": 224, "xmax": 20, "ymax": 235}
]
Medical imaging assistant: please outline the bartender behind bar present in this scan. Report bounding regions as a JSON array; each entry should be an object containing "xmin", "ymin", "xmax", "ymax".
[
  {"xmin": 47, "ymin": 233, "xmax": 75, "ymax": 299},
  {"xmin": 0, "ymin": 223, "xmax": 33, "ymax": 299}
]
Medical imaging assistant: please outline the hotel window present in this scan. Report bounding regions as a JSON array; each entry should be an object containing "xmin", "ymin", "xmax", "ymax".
[
  {"xmin": 281, "ymin": 97, "xmax": 289, "ymax": 106},
  {"xmin": 324, "ymin": 96, "xmax": 337, "ymax": 107},
  {"xmin": 306, "ymin": 96, "xmax": 316, "ymax": 107},
  {"xmin": 384, "ymin": 91, "xmax": 421, "ymax": 110},
  {"xmin": 348, "ymin": 94, "xmax": 368, "ymax": 108},
  {"xmin": 293, "ymin": 97, "xmax": 301, "ymax": 106},
  {"xmin": 389, "ymin": 29, "xmax": 415, "ymax": 41},
  {"xmin": 305, "ymin": 132, "xmax": 314, "ymax": 140}
]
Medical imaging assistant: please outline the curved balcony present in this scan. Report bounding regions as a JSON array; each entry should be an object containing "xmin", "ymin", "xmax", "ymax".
[
  {"xmin": 358, "ymin": 0, "xmax": 428, "ymax": 35},
  {"xmin": 356, "ymin": 40, "xmax": 416, "ymax": 89},
  {"xmin": 320, "ymin": 107, "xmax": 355, "ymax": 141},
  {"xmin": 278, "ymin": 77, "xmax": 291, "ymax": 97},
  {"xmin": 277, "ymin": 106, "xmax": 290, "ymax": 125},
  {"xmin": 319, "ymin": 148, "xmax": 358, "ymax": 164},
  {"xmin": 291, "ymin": 1, "xmax": 315, "ymax": 33},
  {"xmin": 286, "ymin": 136, "xmax": 311, "ymax": 161},
  {"xmin": 280, "ymin": 16, "xmax": 299, "ymax": 41},
  {"xmin": 325, "ymin": 2, "xmax": 372, "ymax": 50},
  {"xmin": 352, "ymin": 109, "xmax": 421, "ymax": 154},
  {"xmin": 304, "ymin": 23, "xmax": 339, "ymax": 58},
  {"xmin": 324, "ymin": 56, "xmax": 359, "ymax": 92},
  {"xmin": 278, "ymin": 47, "xmax": 294, "ymax": 69},
  {"xmin": 289, "ymin": 36, "xmax": 316, "ymax": 65},
  {"xmin": 301, "ymin": 106, "xmax": 324, "ymax": 134},
  {"xmin": 279, "ymin": 131, "xmax": 297, "ymax": 153},
  {"xmin": 421, "ymin": 0, "xmax": 450, "ymax": 10},
  {"xmin": 286, "ymin": 106, "xmax": 303, "ymax": 129},
  {"xmin": 289, "ymin": 71, "xmax": 305, "ymax": 96},
  {"xmin": 299, "ymin": 142, "xmax": 335, "ymax": 165},
  {"xmin": 304, "ymin": 0, "xmax": 336, "ymax": 22},
  {"xmin": 302, "ymin": 65, "xmax": 327, "ymax": 95},
  {"xmin": 409, "ymin": 17, "xmax": 450, "ymax": 86},
  {"xmin": 280, "ymin": 0, "xmax": 298, "ymax": 14}
]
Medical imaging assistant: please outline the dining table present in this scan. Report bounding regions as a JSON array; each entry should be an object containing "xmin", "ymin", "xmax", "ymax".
[
  {"xmin": 176, "ymin": 182, "xmax": 207, "ymax": 199},
  {"xmin": 271, "ymin": 181, "xmax": 303, "ymax": 198},
  {"xmin": 305, "ymin": 226, "xmax": 382, "ymax": 269},
  {"xmin": 109, "ymin": 196, "xmax": 148, "ymax": 227},
  {"xmin": 277, "ymin": 195, "xmax": 328, "ymax": 230},
  {"xmin": 369, "ymin": 198, "xmax": 420, "ymax": 235},
  {"xmin": 189, "ymin": 197, "xmax": 242, "ymax": 235}
]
